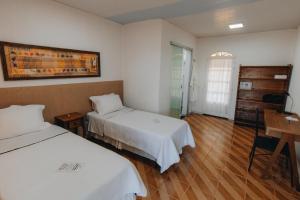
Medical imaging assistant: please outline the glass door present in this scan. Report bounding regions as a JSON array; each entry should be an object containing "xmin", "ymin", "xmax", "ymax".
[
  {"xmin": 170, "ymin": 45, "xmax": 192, "ymax": 118},
  {"xmin": 181, "ymin": 48, "xmax": 192, "ymax": 117},
  {"xmin": 170, "ymin": 45, "xmax": 184, "ymax": 118}
]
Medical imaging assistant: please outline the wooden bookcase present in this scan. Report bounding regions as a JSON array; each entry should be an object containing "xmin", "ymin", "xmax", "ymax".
[{"xmin": 234, "ymin": 65, "xmax": 293, "ymax": 127}]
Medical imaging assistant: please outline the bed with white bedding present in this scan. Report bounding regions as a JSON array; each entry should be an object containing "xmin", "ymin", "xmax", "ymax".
[
  {"xmin": 0, "ymin": 125, "xmax": 147, "ymax": 200},
  {"xmin": 87, "ymin": 107, "xmax": 196, "ymax": 173}
]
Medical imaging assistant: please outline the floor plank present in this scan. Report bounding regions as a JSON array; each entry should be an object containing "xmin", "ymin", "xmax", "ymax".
[{"xmin": 101, "ymin": 114, "xmax": 300, "ymax": 200}]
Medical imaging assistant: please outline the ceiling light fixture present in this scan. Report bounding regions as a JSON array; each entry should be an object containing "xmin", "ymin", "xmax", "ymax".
[{"xmin": 229, "ymin": 23, "xmax": 244, "ymax": 29}]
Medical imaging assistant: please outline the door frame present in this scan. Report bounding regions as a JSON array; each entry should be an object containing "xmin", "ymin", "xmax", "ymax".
[{"xmin": 170, "ymin": 41, "xmax": 193, "ymax": 118}]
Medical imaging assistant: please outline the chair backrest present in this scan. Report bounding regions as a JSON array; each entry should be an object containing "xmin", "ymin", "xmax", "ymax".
[{"xmin": 255, "ymin": 108, "xmax": 260, "ymax": 137}]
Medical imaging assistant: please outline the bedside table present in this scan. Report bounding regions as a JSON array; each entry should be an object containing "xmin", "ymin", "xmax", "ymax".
[{"xmin": 55, "ymin": 112, "xmax": 86, "ymax": 138}]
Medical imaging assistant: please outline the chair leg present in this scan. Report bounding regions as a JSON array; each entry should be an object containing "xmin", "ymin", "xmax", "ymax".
[
  {"xmin": 248, "ymin": 144, "xmax": 256, "ymax": 172},
  {"xmin": 249, "ymin": 148, "xmax": 253, "ymax": 160},
  {"xmin": 289, "ymin": 158, "xmax": 294, "ymax": 187},
  {"xmin": 285, "ymin": 156, "xmax": 289, "ymax": 169},
  {"xmin": 249, "ymin": 142, "xmax": 256, "ymax": 161}
]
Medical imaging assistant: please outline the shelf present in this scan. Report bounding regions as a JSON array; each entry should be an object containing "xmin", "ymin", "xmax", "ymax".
[
  {"xmin": 239, "ymin": 77, "xmax": 287, "ymax": 81},
  {"xmin": 237, "ymin": 99, "xmax": 261, "ymax": 103},
  {"xmin": 237, "ymin": 99, "xmax": 283, "ymax": 106},
  {"xmin": 240, "ymin": 66, "xmax": 291, "ymax": 69},
  {"xmin": 240, "ymin": 88, "xmax": 287, "ymax": 92},
  {"xmin": 235, "ymin": 65, "xmax": 292, "ymax": 128},
  {"xmin": 235, "ymin": 107, "xmax": 282, "ymax": 113},
  {"xmin": 239, "ymin": 88, "xmax": 286, "ymax": 92},
  {"xmin": 238, "ymin": 98, "xmax": 284, "ymax": 104},
  {"xmin": 234, "ymin": 119, "xmax": 265, "ymax": 129},
  {"xmin": 236, "ymin": 108, "xmax": 257, "ymax": 113}
]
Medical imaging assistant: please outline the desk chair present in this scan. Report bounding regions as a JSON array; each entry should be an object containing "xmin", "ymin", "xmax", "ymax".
[{"xmin": 248, "ymin": 108, "xmax": 290, "ymax": 172}]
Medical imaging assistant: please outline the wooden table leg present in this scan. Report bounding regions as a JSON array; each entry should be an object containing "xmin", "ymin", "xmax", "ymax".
[
  {"xmin": 287, "ymin": 135, "xmax": 300, "ymax": 190},
  {"xmin": 262, "ymin": 134, "xmax": 289, "ymax": 179},
  {"xmin": 81, "ymin": 118, "xmax": 86, "ymax": 138}
]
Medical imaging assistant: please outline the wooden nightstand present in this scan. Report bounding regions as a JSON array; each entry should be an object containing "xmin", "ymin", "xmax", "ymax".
[{"xmin": 55, "ymin": 112, "xmax": 86, "ymax": 138}]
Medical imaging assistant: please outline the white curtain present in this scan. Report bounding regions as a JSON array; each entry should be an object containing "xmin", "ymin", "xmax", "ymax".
[
  {"xmin": 203, "ymin": 56, "xmax": 233, "ymax": 118},
  {"xmin": 189, "ymin": 64, "xmax": 198, "ymax": 103},
  {"xmin": 181, "ymin": 49, "xmax": 192, "ymax": 116}
]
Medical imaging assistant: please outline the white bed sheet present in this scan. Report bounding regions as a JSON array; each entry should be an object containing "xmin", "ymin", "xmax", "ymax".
[
  {"xmin": 0, "ymin": 125, "xmax": 146, "ymax": 200},
  {"xmin": 88, "ymin": 107, "xmax": 195, "ymax": 173}
]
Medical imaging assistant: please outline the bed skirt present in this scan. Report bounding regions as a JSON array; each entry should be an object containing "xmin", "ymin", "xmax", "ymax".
[{"xmin": 88, "ymin": 131, "xmax": 156, "ymax": 162}]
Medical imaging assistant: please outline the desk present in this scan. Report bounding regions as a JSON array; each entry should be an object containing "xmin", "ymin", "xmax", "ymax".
[{"xmin": 264, "ymin": 109, "xmax": 300, "ymax": 190}]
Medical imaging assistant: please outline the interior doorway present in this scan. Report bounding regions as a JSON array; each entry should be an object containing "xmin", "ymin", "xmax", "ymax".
[{"xmin": 169, "ymin": 43, "xmax": 192, "ymax": 118}]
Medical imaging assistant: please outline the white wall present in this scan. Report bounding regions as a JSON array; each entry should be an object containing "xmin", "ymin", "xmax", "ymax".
[
  {"xmin": 121, "ymin": 19, "xmax": 163, "ymax": 112},
  {"xmin": 121, "ymin": 19, "xmax": 197, "ymax": 114},
  {"xmin": 1, "ymin": 0, "xmax": 297, "ymax": 119},
  {"xmin": 193, "ymin": 30, "xmax": 297, "ymax": 119},
  {"xmin": 289, "ymin": 26, "xmax": 300, "ymax": 183},
  {"xmin": 0, "ymin": 0, "xmax": 122, "ymax": 88},
  {"xmin": 289, "ymin": 27, "xmax": 300, "ymax": 115},
  {"xmin": 159, "ymin": 20, "xmax": 197, "ymax": 115}
]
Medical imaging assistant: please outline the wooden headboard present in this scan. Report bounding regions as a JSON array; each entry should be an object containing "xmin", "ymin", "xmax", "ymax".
[{"xmin": 0, "ymin": 81, "xmax": 123, "ymax": 122}]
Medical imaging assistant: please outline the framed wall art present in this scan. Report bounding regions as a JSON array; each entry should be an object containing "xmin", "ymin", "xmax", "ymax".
[{"xmin": 0, "ymin": 41, "xmax": 100, "ymax": 80}]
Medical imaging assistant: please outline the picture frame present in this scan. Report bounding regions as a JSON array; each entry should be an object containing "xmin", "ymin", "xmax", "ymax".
[{"xmin": 0, "ymin": 41, "xmax": 101, "ymax": 80}]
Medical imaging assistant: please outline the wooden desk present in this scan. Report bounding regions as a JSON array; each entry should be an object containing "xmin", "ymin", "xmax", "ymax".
[{"xmin": 264, "ymin": 109, "xmax": 300, "ymax": 190}]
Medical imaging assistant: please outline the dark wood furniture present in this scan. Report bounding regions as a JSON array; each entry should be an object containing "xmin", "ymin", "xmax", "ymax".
[
  {"xmin": 234, "ymin": 65, "xmax": 292, "ymax": 127},
  {"xmin": 249, "ymin": 109, "xmax": 278, "ymax": 171},
  {"xmin": 263, "ymin": 109, "xmax": 300, "ymax": 191},
  {"xmin": 248, "ymin": 109, "xmax": 290, "ymax": 172},
  {"xmin": 55, "ymin": 112, "xmax": 86, "ymax": 137}
]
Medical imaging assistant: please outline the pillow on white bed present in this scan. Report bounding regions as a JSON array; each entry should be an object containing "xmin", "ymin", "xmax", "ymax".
[
  {"xmin": 90, "ymin": 93, "xmax": 123, "ymax": 115},
  {"xmin": 0, "ymin": 105, "xmax": 48, "ymax": 139}
]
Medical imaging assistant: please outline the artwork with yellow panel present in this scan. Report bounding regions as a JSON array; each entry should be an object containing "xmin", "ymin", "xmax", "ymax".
[{"xmin": 0, "ymin": 41, "xmax": 100, "ymax": 80}]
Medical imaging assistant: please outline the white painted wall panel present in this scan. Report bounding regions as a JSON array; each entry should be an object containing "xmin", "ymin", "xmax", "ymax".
[
  {"xmin": 121, "ymin": 20, "xmax": 162, "ymax": 112},
  {"xmin": 0, "ymin": 0, "xmax": 122, "ymax": 88},
  {"xmin": 193, "ymin": 30, "xmax": 297, "ymax": 119}
]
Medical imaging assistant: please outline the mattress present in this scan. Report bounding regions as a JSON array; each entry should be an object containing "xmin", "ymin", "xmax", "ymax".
[
  {"xmin": 0, "ymin": 125, "xmax": 147, "ymax": 200},
  {"xmin": 88, "ymin": 107, "xmax": 195, "ymax": 173}
]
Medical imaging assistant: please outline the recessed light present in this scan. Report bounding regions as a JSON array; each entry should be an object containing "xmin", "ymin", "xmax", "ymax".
[{"xmin": 229, "ymin": 23, "xmax": 244, "ymax": 29}]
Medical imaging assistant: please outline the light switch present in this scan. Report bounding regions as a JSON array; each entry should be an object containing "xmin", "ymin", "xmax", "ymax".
[{"xmin": 240, "ymin": 82, "xmax": 252, "ymax": 90}]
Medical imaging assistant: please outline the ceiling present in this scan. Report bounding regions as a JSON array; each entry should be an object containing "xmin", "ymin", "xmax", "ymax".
[
  {"xmin": 53, "ymin": 0, "xmax": 179, "ymax": 17},
  {"xmin": 54, "ymin": 0, "xmax": 300, "ymax": 37},
  {"xmin": 168, "ymin": 0, "xmax": 300, "ymax": 37}
]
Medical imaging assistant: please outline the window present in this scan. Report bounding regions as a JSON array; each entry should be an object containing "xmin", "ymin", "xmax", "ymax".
[
  {"xmin": 206, "ymin": 52, "xmax": 233, "ymax": 106},
  {"xmin": 211, "ymin": 51, "xmax": 233, "ymax": 57}
]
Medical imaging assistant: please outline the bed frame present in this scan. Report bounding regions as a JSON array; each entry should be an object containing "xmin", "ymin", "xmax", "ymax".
[{"xmin": 0, "ymin": 81, "xmax": 123, "ymax": 122}]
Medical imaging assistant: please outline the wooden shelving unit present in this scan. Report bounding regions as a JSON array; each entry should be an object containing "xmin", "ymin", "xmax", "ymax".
[{"xmin": 234, "ymin": 65, "xmax": 293, "ymax": 127}]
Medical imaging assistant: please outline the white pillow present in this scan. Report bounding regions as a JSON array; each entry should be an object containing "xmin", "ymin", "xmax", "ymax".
[
  {"xmin": 0, "ymin": 105, "xmax": 48, "ymax": 139},
  {"xmin": 90, "ymin": 93, "xmax": 123, "ymax": 115}
]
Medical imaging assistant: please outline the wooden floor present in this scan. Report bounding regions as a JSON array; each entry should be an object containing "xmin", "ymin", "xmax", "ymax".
[{"xmin": 120, "ymin": 114, "xmax": 300, "ymax": 200}]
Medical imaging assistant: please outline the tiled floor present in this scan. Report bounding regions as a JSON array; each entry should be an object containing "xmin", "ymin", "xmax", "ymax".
[{"xmin": 98, "ymin": 114, "xmax": 300, "ymax": 199}]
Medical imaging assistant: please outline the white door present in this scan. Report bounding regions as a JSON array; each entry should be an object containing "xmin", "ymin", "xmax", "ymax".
[{"xmin": 203, "ymin": 52, "xmax": 234, "ymax": 118}]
